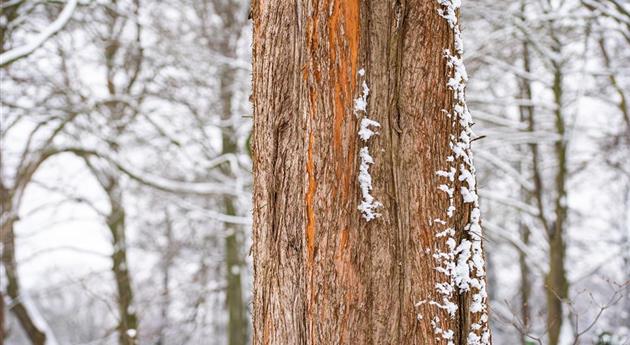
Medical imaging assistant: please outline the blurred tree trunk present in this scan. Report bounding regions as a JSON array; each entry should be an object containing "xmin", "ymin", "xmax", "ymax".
[
  {"xmin": 0, "ymin": 286, "xmax": 4, "ymax": 345},
  {"xmin": 157, "ymin": 209, "xmax": 173, "ymax": 345},
  {"xmin": 517, "ymin": 9, "xmax": 533, "ymax": 340},
  {"xmin": 106, "ymin": 182, "xmax": 139, "ymax": 345},
  {"xmin": 1, "ymin": 154, "xmax": 63, "ymax": 345},
  {"xmin": 1, "ymin": 2, "xmax": 51, "ymax": 343},
  {"xmin": 546, "ymin": 28, "xmax": 569, "ymax": 345},
  {"xmin": 82, "ymin": 3, "xmax": 143, "ymax": 343},
  {"xmin": 251, "ymin": 1, "xmax": 490, "ymax": 344},
  {"xmin": 83, "ymin": 159, "xmax": 138, "ymax": 345},
  {"xmin": 219, "ymin": 64, "xmax": 249, "ymax": 345},
  {"xmin": 0, "ymin": 216, "xmax": 46, "ymax": 345},
  {"xmin": 517, "ymin": 222, "xmax": 531, "ymax": 344},
  {"xmin": 209, "ymin": 2, "xmax": 249, "ymax": 344}
]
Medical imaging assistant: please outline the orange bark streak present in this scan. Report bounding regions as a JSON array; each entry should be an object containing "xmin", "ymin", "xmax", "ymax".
[
  {"xmin": 329, "ymin": 0, "xmax": 360, "ymax": 149},
  {"xmin": 306, "ymin": 130, "xmax": 316, "ymax": 263},
  {"xmin": 306, "ymin": 91, "xmax": 317, "ymax": 344},
  {"xmin": 327, "ymin": 0, "xmax": 360, "ymax": 200},
  {"xmin": 305, "ymin": 3, "xmax": 320, "ymax": 265}
]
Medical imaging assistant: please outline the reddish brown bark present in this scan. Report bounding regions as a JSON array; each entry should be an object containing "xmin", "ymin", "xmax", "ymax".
[{"xmin": 251, "ymin": 1, "xmax": 490, "ymax": 344}]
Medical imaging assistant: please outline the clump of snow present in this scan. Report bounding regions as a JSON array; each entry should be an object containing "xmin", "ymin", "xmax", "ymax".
[
  {"xmin": 354, "ymin": 78, "xmax": 370, "ymax": 115},
  {"xmin": 431, "ymin": 316, "xmax": 456, "ymax": 345},
  {"xmin": 357, "ymin": 147, "xmax": 382, "ymax": 221},
  {"xmin": 355, "ymin": 69, "xmax": 382, "ymax": 221},
  {"xmin": 358, "ymin": 118, "xmax": 381, "ymax": 141}
]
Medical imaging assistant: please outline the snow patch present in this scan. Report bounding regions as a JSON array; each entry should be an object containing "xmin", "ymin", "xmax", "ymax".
[{"xmin": 355, "ymin": 69, "xmax": 382, "ymax": 221}]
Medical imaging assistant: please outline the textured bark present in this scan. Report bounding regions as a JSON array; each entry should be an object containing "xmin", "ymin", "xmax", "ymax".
[{"xmin": 252, "ymin": 1, "xmax": 489, "ymax": 344}]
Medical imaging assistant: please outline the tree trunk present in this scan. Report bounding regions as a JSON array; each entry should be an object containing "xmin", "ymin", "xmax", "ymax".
[
  {"xmin": 206, "ymin": 1, "xmax": 250, "ymax": 341},
  {"xmin": 106, "ymin": 180, "xmax": 139, "ymax": 345},
  {"xmin": 517, "ymin": 17, "xmax": 533, "ymax": 341},
  {"xmin": 251, "ymin": 1, "xmax": 491, "ymax": 344},
  {"xmin": 157, "ymin": 209, "xmax": 173, "ymax": 345},
  {"xmin": 219, "ymin": 60, "xmax": 249, "ymax": 345},
  {"xmin": 223, "ymin": 194, "xmax": 248, "ymax": 345},
  {"xmin": 83, "ymin": 159, "xmax": 138, "ymax": 345},
  {"xmin": 0, "ymin": 285, "xmax": 4, "ymax": 345},
  {"xmin": 546, "ymin": 58, "xmax": 569, "ymax": 345},
  {"xmin": 1, "ymin": 192, "xmax": 47, "ymax": 345}
]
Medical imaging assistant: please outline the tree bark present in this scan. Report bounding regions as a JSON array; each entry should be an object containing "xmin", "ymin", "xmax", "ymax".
[{"xmin": 251, "ymin": 1, "xmax": 491, "ymax": 344}]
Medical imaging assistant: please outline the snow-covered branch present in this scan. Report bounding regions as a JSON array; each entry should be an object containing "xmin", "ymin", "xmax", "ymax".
[
  {"xmin": 479, "ymin": 190, "xmax": 540, "ymax": 216},
  {"xmin": 476, "ymin": 150, "xmax": 534, "ymax": 191},
  {"xmin": 0, "ymin": 0, "xmax": 79, "ymax": 67},
  {"xmin": 59, "ymin": 147, "xmax": 246, "ymax": 197}
]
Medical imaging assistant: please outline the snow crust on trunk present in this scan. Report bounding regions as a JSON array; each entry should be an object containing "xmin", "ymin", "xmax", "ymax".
[
  {"xmin": 425, "ymin": 1, "xmax": 492, "ymax": 344},
  {"xmin": 355, "ymin": 68, "xmax": 382, "ymax": 221}
]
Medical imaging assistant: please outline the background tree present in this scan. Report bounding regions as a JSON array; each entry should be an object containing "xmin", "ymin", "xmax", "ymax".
[{"xmin": 465, "ymin": 0, "xmax": 630, "ymax": 343}]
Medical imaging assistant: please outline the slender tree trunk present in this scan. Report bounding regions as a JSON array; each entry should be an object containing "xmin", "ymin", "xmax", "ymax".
[
  {"xmin": 223, "ymin": 195, "xmax": 248, "ymax": 345},
  {"xmin": 517, "ymin": 222, "xmax": 531, "ymax": 341},
  {"xmin": 1, "ymin": 224, "xmax": 47, "ymax": 345},
  {"xmin": 546, "ymin": 36, "xmax": 569, "ymax": 345},
  {"xmin": 0, "ymin": 286, "xmax": 4, "ymax": 345},
  {"xmin": 106, "ymin": 180, "xmax": 139, "ymax": 345},
  {"xmin": 219, "ymin": 63, "xmax": 249, "ymax": 345},
  {"xmin": 206, "ymin": 1, "xmax": 250, "ymax": 341},
  {"xmin": 157, "ymin": 209, "xmax": 173, "ymax": 345},
  {"xmin": 251, "ymin": 1, "xmax": 491, "ymax": 344},
  {"xmin": 88, "ymin": 4, "xmax": 142, "ymax": 342},
  {"xmin": 83, "ymin": 158, "xmax": 138, "ymax": 345},
  {"xmin": 1, "ymin": 192, "xmax": 46, "ymax": 345},
  {"xmin": 517, "ymin": 16, "xmax": 533, "ymax": 341}
]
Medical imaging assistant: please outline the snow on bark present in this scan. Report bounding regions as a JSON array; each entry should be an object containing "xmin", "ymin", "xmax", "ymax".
[
  {"xmin": 355, "ymin": 68, "xmax": 382, "ymax": 221},
  {"xmin": 425, "ymin": 1, "xmax": 491, "ymax": 344}
]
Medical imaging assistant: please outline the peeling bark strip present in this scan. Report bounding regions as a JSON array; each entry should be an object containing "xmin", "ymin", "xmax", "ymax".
[{"xmin": 251, "ymin": 1, "xmax": 491, "ymax": 344}]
